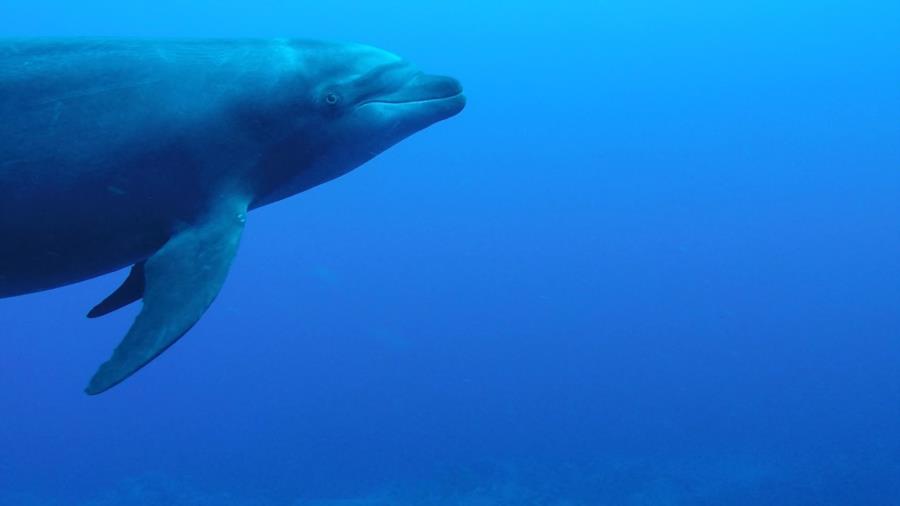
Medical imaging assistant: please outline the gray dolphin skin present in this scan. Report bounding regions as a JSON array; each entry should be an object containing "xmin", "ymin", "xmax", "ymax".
[{"xmin": 0, "ymin": 39, "xmax": 465, "ymax": 394}]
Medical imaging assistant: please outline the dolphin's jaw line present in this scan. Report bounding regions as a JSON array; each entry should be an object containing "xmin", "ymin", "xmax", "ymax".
[{"xmin": 358, "ymin": 92, "xmax": 465, "ymax": 108}]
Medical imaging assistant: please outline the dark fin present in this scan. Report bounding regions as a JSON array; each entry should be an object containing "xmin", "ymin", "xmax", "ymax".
[
  {"xmin": 87, "ymin": 262, "xmax": 146, "ymax": 318},
  {"xmin": 85, "ymin": 201, "xmax": 248, "ymax": 395}
]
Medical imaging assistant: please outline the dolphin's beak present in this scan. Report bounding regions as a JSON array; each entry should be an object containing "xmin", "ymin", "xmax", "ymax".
[
  {"xmin": 362, "ymin": 74, "xmax": 464, "ymax": 107},
  {"xmin": 353, "ymin": 69, "xmax": 465, "ymax": 138}
]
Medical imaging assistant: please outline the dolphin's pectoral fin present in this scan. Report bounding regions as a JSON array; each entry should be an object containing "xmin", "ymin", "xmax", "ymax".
[
  {"xmin": 87, "ymin": 262, "xmax": 146, "ymax": 318},
  {"xmin": 85, "ymin": 201, "xmax": 248, "ymax": 395}
]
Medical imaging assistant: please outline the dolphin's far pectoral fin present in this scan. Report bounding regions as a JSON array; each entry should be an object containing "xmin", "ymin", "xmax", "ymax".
[
  {"xmin": 87, "ymin": 262, "xmax": 146, "ymax": 318},
  {"xmin": 85, "ymin": 201, "xmax": 248, "ymax": 395}
]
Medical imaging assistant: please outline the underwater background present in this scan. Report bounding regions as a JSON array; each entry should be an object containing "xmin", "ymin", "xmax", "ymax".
[{"xmin": 1, "ymin": 0, "xmax": 899, "ymax": 504}]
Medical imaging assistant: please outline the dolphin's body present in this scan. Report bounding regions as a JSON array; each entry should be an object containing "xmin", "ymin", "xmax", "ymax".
[{"xmin": 0, "ymin": 39, "xmax": 465, "ymax": 394}]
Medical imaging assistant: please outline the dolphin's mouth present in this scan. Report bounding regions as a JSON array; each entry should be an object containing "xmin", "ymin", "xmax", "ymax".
[
  {"xmin": 361, "ymin": 92, "xmax": 464, "ymax": 107},
  {"xmin": 359, "ymin": 74, "xmax": 464, "ymax": 109}
]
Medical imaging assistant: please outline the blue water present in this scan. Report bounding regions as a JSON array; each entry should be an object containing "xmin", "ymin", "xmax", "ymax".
[{"xmin": 2, "ymin": 1, "xmax": 899, "ymax": 504}]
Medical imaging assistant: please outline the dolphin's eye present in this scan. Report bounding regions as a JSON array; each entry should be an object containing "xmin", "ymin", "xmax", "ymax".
[{"xmin": 324, "ymin": 92, "xmax": 341, "ymax": 106}]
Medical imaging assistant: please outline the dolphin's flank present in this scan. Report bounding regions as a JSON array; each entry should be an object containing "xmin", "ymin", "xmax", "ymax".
[{"xmin": 0, "ymin": 38, "xmax": 465, "ymax": 394}]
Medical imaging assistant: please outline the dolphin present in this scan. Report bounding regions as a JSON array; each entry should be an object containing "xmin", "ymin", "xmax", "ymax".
[{"xmin": 0, "ymin": 39, "xmax": 465, "ymax": 394}]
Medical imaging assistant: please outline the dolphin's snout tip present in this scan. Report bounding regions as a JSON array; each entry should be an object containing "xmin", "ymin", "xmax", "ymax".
[
  {"xmin": 446, "ymin": 76, "xmax": 464, "ymax": 97},
  {"xmin": 432, "ymin": 75, "xmax": 465, "ymax": 115},
  {"xmin": 439, "ymin": 75, "xmax": 464, "ymax": 99},
  {"xmin": 454, "ymin": 91, "xmax": 467, "ymax": 113}
]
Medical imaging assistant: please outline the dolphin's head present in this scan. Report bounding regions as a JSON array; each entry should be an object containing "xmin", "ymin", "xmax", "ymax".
[{"xmin": 251, "ymin": 41, "xmax": 465, "ymax": 206}]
